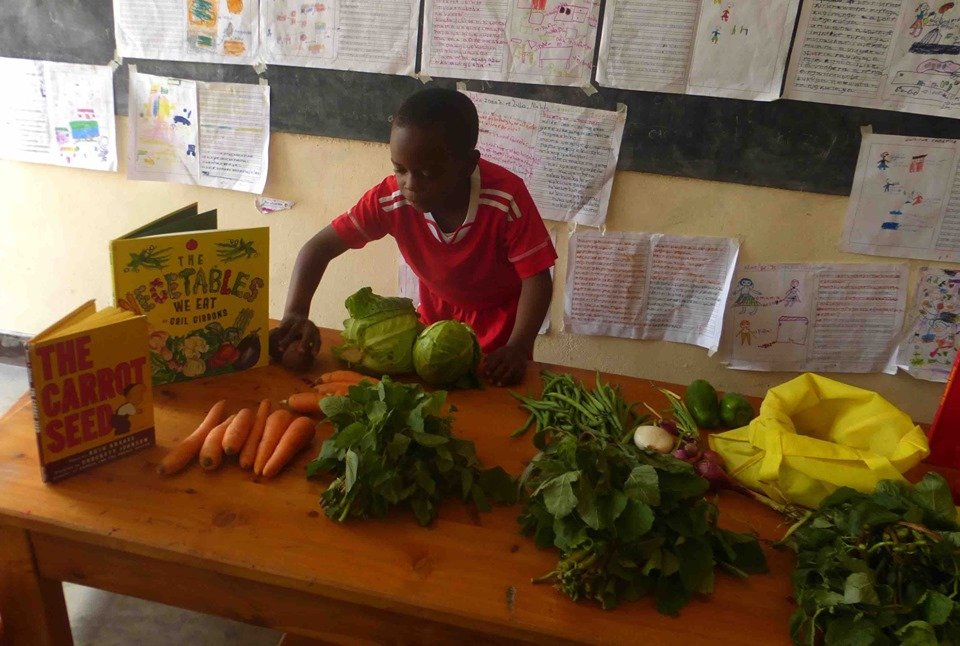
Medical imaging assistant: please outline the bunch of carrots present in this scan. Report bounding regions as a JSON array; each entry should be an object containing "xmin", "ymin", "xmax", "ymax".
[{"xmin": 156, "ymin": 370, "xmax": 376, "ymax": 479}]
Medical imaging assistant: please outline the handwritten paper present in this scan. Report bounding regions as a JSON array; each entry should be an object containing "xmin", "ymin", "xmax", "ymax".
[
  {"xmin": 128, "ymin": 69, "xmax": 269, "ymax": 193},
  {"xmin": 260, "ymin": 0, "xmax": 418, "ymax": 74},
  {"xmin": 564, "ymin": 230, "xmax": 739, "ymax": 352},
  {"xmin": 897, "ymin": 267, "xmax": 960, "ymax": 382},
  {"xmin": 597, "ymin": 0, "xmax": 800, "ymax": 100},
  {"xmin": 422, "ymin": 0, "xmax": 600, "ymax": 86},
  {"xmin": 785, "ymin": 0, "xmax": 960, "ymax": 118},
  {"xmin": 841, "ymin": 134, "xmax": 960, "ymax": 263},
  {"xmin": 0, "ymin": 58, "xmax": 117, "ymax": 172},
  {"xmin": 722, "ymin": 263, "xmax": 908, "ymax": 373},
  {"xmin": 465, "ymin": 91, "xmax": 625, "ymax": 228},
  {"xmin": 255, "ymin": 196, "xmax": 294, "ymax": 213},
  {"xmin": 114, "ymin": 0, "xmax": 259, "ymax": 65}
]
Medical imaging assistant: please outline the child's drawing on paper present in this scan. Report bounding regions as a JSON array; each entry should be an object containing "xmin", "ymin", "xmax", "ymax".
[
  {"xmin": 758, "ymin": 316, "xmax": 808, "ymax": 348},
  {"xmin": 898, "ymin": 267, "xmax": 960, "ymax": 381},
  {"xmin": 878, "ymin": 151, "xmax": 892, "ymax": 170},
  {"xmin": 780, "ymin": 279, "xmax": 801, "ymax": 306},
  {"xmin": 265, "ymin": 0, "xmax": 337, "ymax": 60},
  {"xmin": 731, "ymin": 277, "xmax": 762, "ymax": 315},
  {"xmin": 188, "ymin": 0, "xmax": 256, "ymax": 57},
  {"xmin": 507, "ymin": 0, "xmax": 598, "ymax": 79},
  {"xmin": 737, "ymin": 319, "xmax": 753, "ymax": 345},
  {"xmin": 133, "ymin": 76, "xmax": 200, "ymax": 181},
  {"xmin": 907, "ymin": 2, "xmax": 960, "ymax": 54}
]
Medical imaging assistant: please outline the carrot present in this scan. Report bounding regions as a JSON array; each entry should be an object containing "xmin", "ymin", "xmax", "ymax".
[
  {"xmin": 261, "ymin": 416, "xmax": 317, "ymax": 479},
  {"xmin": 254, "ymin": 409, "xmax": 296, "ymax": 476},
  {"xmin": 200, "ymin": 414, "xmax": 235, "ymax": 471},
  {"xmin": 157, "ymin": 399, "xmax": 227, "ymax": 476},
  {"xmin": 222, "ymin": 407, "xmax": 254, "ymax": 455},
  {"xmin": 282, "ymin": 391, "xmax": 322, "ymax": 415},
  {"xmin": 239, "ymin": 399, "xmax": 272, "ymax": 470},
  {"xmin": 317, "ymin": 370, "xmax": 374, "ymax": 384},
  {"xmin": 314, "ymin": 382, "xmax": 352, "ymax": 397}
]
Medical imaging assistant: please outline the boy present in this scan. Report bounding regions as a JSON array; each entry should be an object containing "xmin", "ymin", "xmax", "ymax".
[{"xmin": 270, "ymin": 88, "xmax": 556, "ymax": 386}]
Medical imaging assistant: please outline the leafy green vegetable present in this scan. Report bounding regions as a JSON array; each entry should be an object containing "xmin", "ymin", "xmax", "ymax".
[
  {"xmin": 332, "ymin": 287, "xmax": 422, "ymax": 375},
  {"xmin": 784, "ymin": 472, "xmax": 960, "ymax": 645},
  {"xmin": 516, "ymin": 372, "xmax": 767, "ymax": 612},
  {"xmin": 412, "ymin": 320, "xmax": 481, "ymax": 388},
  {"xmin": 306, "ymin": 377, "xmax": 515, "ymax": 525}
]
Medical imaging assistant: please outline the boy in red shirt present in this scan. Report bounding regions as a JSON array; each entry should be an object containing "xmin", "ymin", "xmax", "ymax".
[{"xmin": 270, "ymin": 88, "xmax": 556, "ymax": 386}]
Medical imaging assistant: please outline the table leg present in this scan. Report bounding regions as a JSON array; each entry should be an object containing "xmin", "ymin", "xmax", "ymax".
[{"xmin": 0, "ymin": 526, "xmax": 73, "ymax": 646}]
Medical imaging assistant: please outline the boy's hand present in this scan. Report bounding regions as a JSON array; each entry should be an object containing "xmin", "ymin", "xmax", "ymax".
[
  {"xmin": 269, "ymin": 315, "xmax": 322, "ymax": 361},
  {"xmin": 482, "ymin": 344, "xmax": 528, "ymax": 386}
]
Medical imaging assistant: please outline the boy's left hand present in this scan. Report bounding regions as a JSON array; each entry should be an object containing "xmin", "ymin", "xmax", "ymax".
[{"xmin": 482, "ymin": 344, "xmax": 528, "ymax": 386}]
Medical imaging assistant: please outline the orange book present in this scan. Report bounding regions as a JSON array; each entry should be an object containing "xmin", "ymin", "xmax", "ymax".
[{"xmin": 26, "ymin": 301, "xmax": 155, "ymax": 483}]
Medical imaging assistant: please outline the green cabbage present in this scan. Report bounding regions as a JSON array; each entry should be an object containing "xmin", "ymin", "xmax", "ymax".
[
  {"xmin": 413, "ymin": 320, "xmax": 481, "ymax": 388},
  {"xmin": 333, "ymin": 287, "xmax": 422, "ymax": 374}
]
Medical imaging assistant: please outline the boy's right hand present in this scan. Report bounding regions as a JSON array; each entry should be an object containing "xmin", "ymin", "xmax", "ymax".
[{"xmin": 269, "ymin": 315, "xmax": 322, "ymax": 362}]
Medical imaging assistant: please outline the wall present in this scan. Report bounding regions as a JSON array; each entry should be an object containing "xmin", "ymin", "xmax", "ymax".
[{"xmin": 0, "ymin": 118, "xmax": 945, "ymax": 421}]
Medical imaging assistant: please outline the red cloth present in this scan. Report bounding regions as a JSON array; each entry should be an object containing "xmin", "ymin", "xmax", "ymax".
[{"xmin": 332, "ymin": 159, "xmax": 556, "ymax": 352}]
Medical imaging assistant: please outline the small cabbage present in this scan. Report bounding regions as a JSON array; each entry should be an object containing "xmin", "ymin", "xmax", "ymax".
[
  {"xmin": 413, "ymin": 321, "xmax": 481, "ymax": 388},
  {"xmin": 333, "ymin": 287, "xmax": 422, "ymax": 374}
]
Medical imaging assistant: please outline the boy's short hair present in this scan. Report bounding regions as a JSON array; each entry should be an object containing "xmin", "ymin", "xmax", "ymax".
[{"xmin": 393, "ymin": 88, "xmax": 479, "ymax": 157}]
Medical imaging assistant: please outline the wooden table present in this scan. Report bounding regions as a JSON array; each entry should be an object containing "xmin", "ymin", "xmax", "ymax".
[{"xmin": 0, "ymin": 329, "xmax": 803, "ymax": 645}]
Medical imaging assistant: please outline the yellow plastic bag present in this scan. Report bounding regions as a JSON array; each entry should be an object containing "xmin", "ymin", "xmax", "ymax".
[{"xmin": 708, "ymin": 373, "xmax": 929, "ymax": 509}]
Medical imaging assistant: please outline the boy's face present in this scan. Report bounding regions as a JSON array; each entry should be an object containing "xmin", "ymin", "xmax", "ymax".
[{"xmin": 390, "ymin": 124, "xmax": 476, "ymax": 214}]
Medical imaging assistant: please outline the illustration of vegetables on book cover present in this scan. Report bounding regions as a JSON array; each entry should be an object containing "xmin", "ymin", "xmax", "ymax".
[{"xmin": 110, "ymin": 203, "xmax": 269, "ymax": 385}]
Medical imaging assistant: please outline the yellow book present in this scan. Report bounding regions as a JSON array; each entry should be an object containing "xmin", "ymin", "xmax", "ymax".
[
  {"xmin": 27, "ymin": 301, "xmax": 155, "ymax": 483},
  {"xmin": 110, "ymin": 203, "xmax": 269, "ymax": 385}
]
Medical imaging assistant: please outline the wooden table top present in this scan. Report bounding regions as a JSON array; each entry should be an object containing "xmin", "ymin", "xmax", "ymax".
[{"xmin": 0, "ymin": 329, "xmax": 804, "ymax": 644}]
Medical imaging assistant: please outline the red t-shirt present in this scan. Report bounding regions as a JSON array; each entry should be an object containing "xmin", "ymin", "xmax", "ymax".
[{"xmin": 331, "ymin": 158, "xmax": 557, "ymax": 352}]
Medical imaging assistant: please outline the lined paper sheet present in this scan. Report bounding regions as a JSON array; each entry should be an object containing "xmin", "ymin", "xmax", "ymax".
[
  {"xmin": 721, "ymin": 263, "xmax": 908, "ymax": 373},
  {"xmin": 897, "ymin": 267, "xmax": 960, "ymax": 382},
  {"xmin": 466, "ymin": 91, "xmax": 625, "ymax": 228},
  {"xmin": 423, "ymin": 0, "xmax": 600, "ymax": 86},
  {"xmin": 564, "ymin": 231, "xmax": 739, "ymax": 352},
  {"xmin": 841, "ymin": 134, "xmax": 960, "ymax": 263},
  {"xmin": 0, "ymin": 58, "xmax": 117, "ymax": 172},
  {"xmin": 597, "ymin": 0, "xmax": 799, "ymax": 100},
  {"xmin": 785, "ymin": 0, "xmax": 960, "ymax": 118},
  {"xmin": 114, "ymin": 0, "xmax": 259, "ymax": 65},
  {"xmin": 260, "ymin": 0, "xmax": 418, "ymax": 74},
  {"xmin": 128, "ymin": 69, "xmax": 269, "ymax": 193}
]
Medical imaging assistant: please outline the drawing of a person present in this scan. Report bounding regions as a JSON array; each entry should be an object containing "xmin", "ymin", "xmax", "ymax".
[
  {"xmin": 883, "ymin": 178, "xmax": 896, "ymax": 192},
  {"xmin": 911, "ymin": 3, "xmax": 932, "ymax": 37},
  {"xmin": 738, "ymin": 320, "xmax": 753, "ymax": 346},
  {"xmin": 733, "ymin": 278, "xmax": 762, "ymax": 315},
  {"xmin": 877, "ymin": 151, "xmax": 892, "ymax": 170},
  {"xmin": 782, "ymin": 279, "xmax": 801, "ymax": 307},
  {"xmin": 711, "ymin": 27, "xmax": 721, "ymax": 43},
  {"xmin": 721, "ymin": 6, "xmax": 731, "ymax": 22},
  {"xmin": 914, "ymin": 192, "xmax": 925, "ymax": 205}
]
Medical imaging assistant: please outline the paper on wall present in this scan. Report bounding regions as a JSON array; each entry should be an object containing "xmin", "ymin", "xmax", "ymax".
[
  {"xmin": 784, "ymin": 0, "xmax": 960, "ymax": 118},
  {"xmin": 464, "ymin": 91, "xmax": 625, "ymax": 228},
  {"xmin": 113, "ymin": 0, "xmax": 259, "ymax": 65},
  {"xmin": 721, "ymin": 263, "xmax": 909, "ymax": 373},
  {"xmin": 260, "ymin": 0, "xmax": 418, "ymax": 75},
  {"xmin": 0, "ymin": 57, "xmax": 117, "ymax": 172},
  {"xmin": 897, "ymin": 267, "xmax": 960, "ymax": 382},
  {"xmin": 421, "ymin": 0, "xmax": 600, "ymax": 87},
  {"xmin": 596, "ymin": 0, "xmax": 800, "ymax": 101},
  {"xmin": 564, "ymin": 230, "xmax": 740, "ymax": 353},
  {"xmin": 841, "ymin": 134, "xmax": 960, "ymax": 263},
  {"xmin": 128, "ymin": 69, "xmax": 270, "ymax": 193},
  {"xmin": 255, "ymin": 196, "xmax": 294, "ymax": 213}
]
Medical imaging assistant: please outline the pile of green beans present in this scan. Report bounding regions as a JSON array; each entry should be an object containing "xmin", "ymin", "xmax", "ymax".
[{"xmin": 510, "ymin": 371, "xmax": 645, "ymax": 447}]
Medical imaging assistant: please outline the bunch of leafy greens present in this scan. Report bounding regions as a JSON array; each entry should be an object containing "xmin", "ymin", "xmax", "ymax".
[
  {"xmin": 306, "ymin": 377, "xmax": 515, "ymax": 526},
  {"xmin": 784, "ymin": 472, "xmax": 960, "ymax": 646},
  {"xmin": 333, "ymin": 287, "xmax": 422, "ymax": 375},
  {"xmin": 413, "ymin": 320, "xmax": 481, "ymax": 388},
  {"xmin": 515, "ymin": 373, "xmax": 768, "ymax": 612}
]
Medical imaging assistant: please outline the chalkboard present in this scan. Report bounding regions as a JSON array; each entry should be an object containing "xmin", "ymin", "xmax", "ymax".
[{"xmin": 4, "ymin": 0, "xmax": 960, "ymax": 195}]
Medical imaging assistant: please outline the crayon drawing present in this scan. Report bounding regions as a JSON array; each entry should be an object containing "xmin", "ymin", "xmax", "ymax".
[
  {"xmin": 898, "ymin": 267, "xmax": 960, "ymax": 381},
  {"xmin": 506, "ymin": 0, "xmax": 599, "ymax": 80},
  {"xmin": 131, "ymin": 74, "xmax": 200, "ymax": 183}
]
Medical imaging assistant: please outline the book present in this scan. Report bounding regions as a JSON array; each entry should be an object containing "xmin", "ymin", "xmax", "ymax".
[
  {"xmin": 110, "ymin": 204, "xmax": 269, "ymax": 385},
  {"xmin": 27, "ymin": 301, "xmax": 155, "ymax": 483}
]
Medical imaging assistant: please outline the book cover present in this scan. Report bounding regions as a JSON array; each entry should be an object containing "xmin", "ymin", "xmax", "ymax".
[
  {"xmin": 27, "ymin": 301, "xmax": 155, "ymax": 483},
  {"xmin": 110, "ymin": 204, "xmax": 269, "ymax": 385}
]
